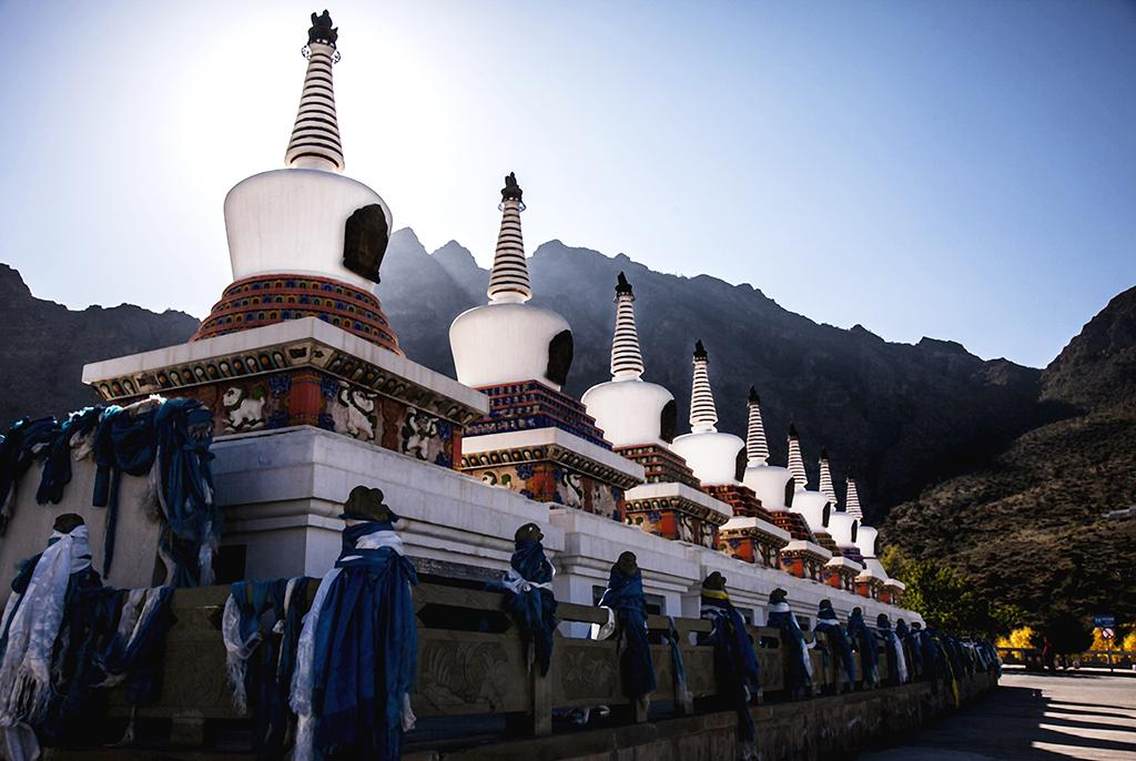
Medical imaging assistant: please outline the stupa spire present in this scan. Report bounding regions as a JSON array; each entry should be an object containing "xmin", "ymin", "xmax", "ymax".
[
  {"xmin": 689, "ymin": 340, "xmax": 718, "ymax": 432},
  {"xmin": 285, "ymin": 11, "xmax": 345, "ymax": 172},
  {"xmin": 845, "ymin": 475, "xmax": 863, "ymax": 520},
  {"xmin": 819, "ymin": 448, "xmax": 837, "ymax": 504},
  {"xmin": 745, "ymin": 386, "xmax": 769, "ymax": 465},
  {"xmin": 610, "ymin": 273, "xmax": 645, "ymax": 380},
  {"xmin": 787, "ymin": 424, "xmax": 808, "ymax": 492},
  {"xmin": 486, "ymin": 173, "xmax": 532, "ymax": 304}
]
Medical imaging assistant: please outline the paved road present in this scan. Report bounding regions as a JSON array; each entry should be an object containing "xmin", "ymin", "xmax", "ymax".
[{"xmin": 859, "ymin": 672, "xmax": 1136, "ymax": 760}]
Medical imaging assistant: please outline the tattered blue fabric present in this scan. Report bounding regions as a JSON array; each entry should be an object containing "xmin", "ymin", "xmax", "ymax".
[
  {"xmin": 92, "ymin": 404, "xmax": 159, "ymax": 576},
  {"xmin": 700, "ymin": 593, "xmax": 760, "ymax": 743},
  {"xmin": 305, "ymin": 522, "xmax": 418, "ymax": 761},
  {"xmin": 847, "ymin": 610, "xmax": 879, "ymax": 686},
  {"xmin": 95, "ymin": 586, "xmax": 176, "ymax": 706},
  {"xmin": 599, "ymin": 566, "xmax": 656, "ymax": 699},
  {"xmin": 154, "ymin": 399, "xmax": 219, "ymax": 587},
  {"xmin": 492, "ymin": 538, "xmax": 557, "ymax": 676},
  {"xmin": 223, "ymin": 578, "xmax": 310, "ymax": 760},
  {"xmin": 0, "ymin": 417, "xmax": 60, "ymax": 534},
  {"xmin": 814, "ymin": 618, "xmax": 856, "ymax": 686},
  {"xmin": 92, "ymin": 398, "xmax": 219, "ymax": 584},
  {"xmin": 665, "ymin": 616, "xmax": 691, "ymax": 710},
  {"xmin": 36, "ymin": 407, "xmax": 101, "ymax": 506},
  {"xmin": 766, "ymin": 604, "xmax": 812, "ymax": 694}
]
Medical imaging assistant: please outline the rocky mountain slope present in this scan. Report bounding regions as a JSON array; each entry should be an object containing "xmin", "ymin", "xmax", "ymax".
[
  {"xmin": 882, "ymin": 287, "xmax": 1136, "ymax": 624},
  {"xmin": 0, "ymin": 264, "xmax": 199, "ymax": 426},
  {"xmin": 378, "ymin": 229, "xmax": 1042, "ymax": 516},
  {"xmin": 1, "ymin": 233, "xmax": 1043, "ymax": 520}
]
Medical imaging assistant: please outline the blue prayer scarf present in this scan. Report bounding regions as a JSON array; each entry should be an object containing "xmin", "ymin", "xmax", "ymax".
[
  {"xmin": 494, "ymin": 538, "xmax": 557, "ymax": 677},
  {"xmin": 815, "ymin": 615, "xmax": 856, "ymax": 687},
  {"xmin": 307, "ymin": 522, "xmax": 418, "ymax": 760},
  {"xmin": 599, "ymin": 566, "xmax": 656, "ymax": 698},
  {"xmin": 0, "ymin": 417, "xmax": 60, "ymax": 533},
  {"xmin": 227, "ymin": 578, "xmax": 309, "ymax": 760},
  {"xmin": 847, "ymin": 609, "xmax": 878, "ymax": 685},
  {"xmin": 93, "ymin": 404, "xmax": 159, "ymax": 576},
  {"xmin": 91, "ymin": 399, "xmax": 219, "ymax": 584},
  {"xmin": 154, "ymin": 399, "xmax": 219, "ymax": 586},
  {"xmin": 701, "ymin": 592, "xmax": 760, "ymax": 742},
  {"xmin": 767, "ymin": 604, "xmax": 812, "ymax": 693},
  {"xmin": 36, "ymin": 407, "xmax": 101, "ymax": 506}
]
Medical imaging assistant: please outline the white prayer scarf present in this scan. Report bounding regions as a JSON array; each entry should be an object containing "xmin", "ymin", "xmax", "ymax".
[{"xmin": 0, "ymin": 526, "xmax": 92, "ymax": 727}]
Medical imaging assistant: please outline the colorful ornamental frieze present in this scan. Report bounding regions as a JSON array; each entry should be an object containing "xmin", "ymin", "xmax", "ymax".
[
  {"xmin": 82, "ymin": 319, "xmax": 487, "ymax": 469},
  {"xmin": 459, "ymin": 429, "xmax": 644, "ymax": 520},
  {"xmin": 703, "ymin": 483, "xmax": 772, "ymax": 521},
  {"xmin": 193, "ymin": 274, "xmax": 400, "ymax": 352},
  {"xmin": 615, "ymin": 444, "xmax": 701, "ymax": 489},
  {"xmin": 823, "ymin": 556, "xmax": 862, "ymax": 592},
  {"xmin": 468, "ymin": 381, "xmax": 609, "ymax": 447},
  {"xmin": 622, "ymin": 482, "xmax": 731, "ymax": 548},
  {"xmin": 779, "ymin": 539, "xmax": 833, "ymax": 582},
  {"xmin": 716, "ymin": 516, "xmax": 791, "ymax": 568}
]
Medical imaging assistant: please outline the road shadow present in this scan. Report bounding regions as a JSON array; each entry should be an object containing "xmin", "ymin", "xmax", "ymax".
[{"xmin": 858, "ymin": 678, "xmax": 1136, "ymax": 760}]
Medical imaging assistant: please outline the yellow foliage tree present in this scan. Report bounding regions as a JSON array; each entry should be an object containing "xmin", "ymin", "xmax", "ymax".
[
  {"xmin": 1124, "ymin": 631, "xmax": 1136, "ymax": 653},
  {"xmin": 997, "ymin": 627, "xmax": 1036, "ymax": 649}
]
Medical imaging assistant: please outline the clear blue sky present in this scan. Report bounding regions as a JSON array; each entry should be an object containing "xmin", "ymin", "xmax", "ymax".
[{"xmin": 1, "ymin": 0, "xmax": 1133, "ymax": 368}]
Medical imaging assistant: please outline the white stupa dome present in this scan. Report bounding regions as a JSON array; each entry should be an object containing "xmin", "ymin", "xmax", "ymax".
[
  {"xmin": 791, "ymin": 490, "xmax": 831, "ymax": 535},
  {"xmin": 226, "ymin": 169, "xmax": 391, "ymax": 291},
  {"xmin": 855, "ymin": 525, "xmax": 879, "ymax": 558},
  {"xmin": 827, "ymin": 511, "xmax": 859, "ymax": 547},
  {"xmin": 672, "ymin": 430, "xmax": 744, "ymax": 486},
  {"xmin": 450, "ymin": 302, "xmax": 572, "ymax": 391},
  {"xmin": 743, "ymin": 463, "xmax": 793, "ymax": 510}
]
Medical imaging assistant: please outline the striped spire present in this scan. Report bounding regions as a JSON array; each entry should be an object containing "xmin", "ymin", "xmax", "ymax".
[
  {"xmin": 745, "ymin": 386, "xmax": 769, "ymax": 465},
  {"xmin": 610, "ymin": 273, "xmax": 645, "ymax": 380},
  {"xmin": 845, "ymin": 476, "xmax": 863, "ymax": 520},
  {"xmin": 787, "ymin": 424, "xmax": 808, "ymax": 492},
  {"xmin": 819, "ymin": 448, "xmax": 837, "ymax": 504},
  {"xmin": 689, "ymin": 340, "xmax": 718, "ymax": 432},
  {"xmin": 487, "ymin": 173, "xmax": 532, "ymax": 304},
  {"xmin": 285, "ymin": 11, "xmax": 344, "ymax": 172}
]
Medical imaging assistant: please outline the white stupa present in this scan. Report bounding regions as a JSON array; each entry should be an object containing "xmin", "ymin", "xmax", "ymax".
[
  {"xmin": 786, "ymin": 425, "xmax": 832, "ymax": 536},
  {"xmin": 670, "ymin": 342, "xmax": 745, "ymax": 486},
  {"xmin": 822, "ymin": 450, "xmax": 861, "ymax": 555},
  {"xmin": 582, "ymin": 273, "xmax": 675, "ymax": 448},
  {"xmin": 741, "ymin": 389, "xmax": 794, "ymax": 510},
  {"xmin": 449, "ymin": 174, "xmax": 574, "ymax": 391}
]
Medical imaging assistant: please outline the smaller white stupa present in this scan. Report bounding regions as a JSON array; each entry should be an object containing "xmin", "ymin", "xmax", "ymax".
[
  {"xmin": 670, "ymin": 342, "xmax": 745, "ymax": 486},
  {"xmin": 740, "ymin": 388, "xmax": 794, "ymax": 510},
  {"xmin": 822, "ymin": 451, "xmax": 860, "ymax": 554},
  {"xmin": 449, "ymin": 174, "xmax": 573, "ymax": 391},
  {"xmin": 786, "ymin": 425, "xmax": 832, "ymax": 536},
  {"xmin": 582, "ymin": 273, "xmax": 676, "ymax": 448}
]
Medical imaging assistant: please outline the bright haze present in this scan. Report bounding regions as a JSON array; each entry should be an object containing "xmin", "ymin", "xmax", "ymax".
[{"xmin": 1, "ymin": 0, "xmax": 1133, "ymax": 368}]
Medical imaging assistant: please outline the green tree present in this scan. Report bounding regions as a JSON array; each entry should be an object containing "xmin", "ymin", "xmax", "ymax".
[{"xmin": 880, "ymin": 546, "xmax": 1015, "ymax": 636}]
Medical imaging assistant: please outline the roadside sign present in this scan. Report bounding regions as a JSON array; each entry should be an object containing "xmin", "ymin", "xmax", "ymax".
[
  {"xmin": 1094, "ymin": 615, "xmax": 1116, "ymax": 628},
  {"xmin": 1101, "ymin": 628, "xmax": 1115, "ymax": 640}
]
